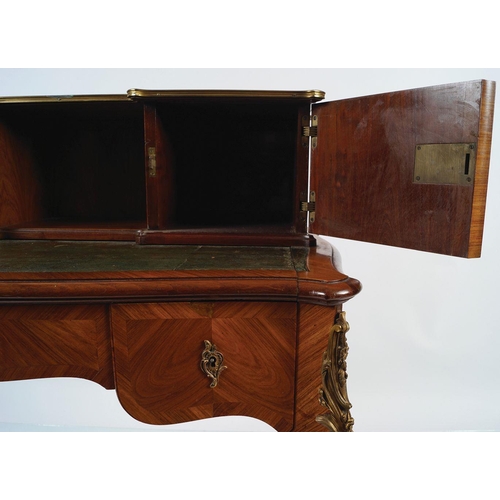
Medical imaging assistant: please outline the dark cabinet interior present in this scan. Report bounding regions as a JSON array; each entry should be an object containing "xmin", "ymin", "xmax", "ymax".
[
  {"xmin": 153, "ymin": 100, "xmax": 299, "ymax": 229},
  {"xmin": 0, "ymin": 99, "xmax": 146, "ymax": 240},
  {"xmin": 1, "ymin": 92, "xmax": 316, "ymax": 245}
]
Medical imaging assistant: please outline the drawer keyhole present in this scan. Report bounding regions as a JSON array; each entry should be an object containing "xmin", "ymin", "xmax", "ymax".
[{"xmin": 200, "ymin": 340, "xmax": 227, "ymax": 388}]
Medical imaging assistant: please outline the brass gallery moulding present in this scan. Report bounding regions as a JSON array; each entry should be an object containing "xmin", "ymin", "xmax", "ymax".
[
  {"xmin": 126, "ymin": 89, "xmax": 326, "ymax": 101},
  {"xmin": 0, "ymin": 89, "xmax": 326, "ymax": 104},
  {"xmin": 0, "ymin": 94, "xmax": 130, "ymax": 104}
]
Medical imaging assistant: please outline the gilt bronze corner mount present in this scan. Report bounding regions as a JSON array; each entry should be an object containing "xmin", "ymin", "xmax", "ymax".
[{"xmin": 316, "ymin": 311, "xmax": 354, "ymax": 432}]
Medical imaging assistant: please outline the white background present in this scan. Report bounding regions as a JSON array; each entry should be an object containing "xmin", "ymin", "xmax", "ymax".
[{"xmin": 0, "ymin": 68, "xmax": 498, "ymax": 433}]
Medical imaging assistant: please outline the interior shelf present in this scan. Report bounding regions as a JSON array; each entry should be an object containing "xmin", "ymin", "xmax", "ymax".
[{"xmin": 1, "ymin": 220, "xmax": 146, "ymax": 241}]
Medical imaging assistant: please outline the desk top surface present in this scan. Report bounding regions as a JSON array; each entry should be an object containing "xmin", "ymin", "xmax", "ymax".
[{"xmin": 0, "ymin": 241, "xmax": 309, "ymax": 273}]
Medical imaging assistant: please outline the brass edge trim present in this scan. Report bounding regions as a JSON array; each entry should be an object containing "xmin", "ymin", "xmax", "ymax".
[
  {"xmin": 1, "ymin": 89, "xmax": 326, "ymax": 104},
  {"xmin": 0, "ymin": 94, "xmax": 130, "ymax": 104},
  {"xmin": 127, "ymin": 88, "xmax": 326, "ymax": 101}
]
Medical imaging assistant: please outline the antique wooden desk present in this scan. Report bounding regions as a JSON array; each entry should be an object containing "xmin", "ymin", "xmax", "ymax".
[{"xmin": 0, "ymin": 81, "xmax": 494, "ymax": 431}]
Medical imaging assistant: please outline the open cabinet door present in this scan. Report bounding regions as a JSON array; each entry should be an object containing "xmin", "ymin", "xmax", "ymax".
[{"xmin": 310, "ymin": 80, "xmax": 495, "ymax": 257}]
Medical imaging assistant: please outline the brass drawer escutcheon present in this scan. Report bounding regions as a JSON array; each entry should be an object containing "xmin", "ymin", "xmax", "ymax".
[{"xmin": 200, "ymin": 340, "xmax": 227, "ymax": 388}]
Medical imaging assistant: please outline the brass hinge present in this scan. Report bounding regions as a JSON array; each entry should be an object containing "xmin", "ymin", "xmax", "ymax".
[
  {"xmin": 302, "ymin": 114, "xmax": 318, "ymax": 149},
  {"xmin": 148, "ymin": 146, "xmax": 157, "ymax": 177},
  {"xmin": 300, "ymin": 191, "xmax": 316, "ymax": 223}
]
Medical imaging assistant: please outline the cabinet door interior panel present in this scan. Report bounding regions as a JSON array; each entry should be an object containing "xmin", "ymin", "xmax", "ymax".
[
  {"xmin": 0, "ymin": 304, "xmax": 114, "ymax": 389},
  {"xmin": 311, "ymin": 80, "xmax": 495, "ymax": 257},
  {"xmin": 111, "ymin": 302, "xmax": 296, "ymax": 430}
]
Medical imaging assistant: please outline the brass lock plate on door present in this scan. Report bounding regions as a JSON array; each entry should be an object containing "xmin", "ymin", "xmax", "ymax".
[{"xmin": 414, "ymin": 143, "xmax": 476, "ymax": 186}]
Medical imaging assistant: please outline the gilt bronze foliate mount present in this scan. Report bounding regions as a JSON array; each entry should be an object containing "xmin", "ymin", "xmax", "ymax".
[{"xmin": 316, "ymin": 311, "xmax": 354, "ymax": 432}]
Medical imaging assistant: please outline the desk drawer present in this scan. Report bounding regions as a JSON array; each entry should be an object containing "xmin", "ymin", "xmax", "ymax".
[
  {"xmin": 0, "ymin": 304, "xmax": 113, "ymax": 388},
  {"xmin": 111, "ymin": 302, "xmax": 297, "ymax": 431}
]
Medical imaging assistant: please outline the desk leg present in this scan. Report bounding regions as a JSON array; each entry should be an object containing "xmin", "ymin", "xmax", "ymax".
[{"xmin": 294, "ymin": 305, "xmax": 354, "ymax": 432}]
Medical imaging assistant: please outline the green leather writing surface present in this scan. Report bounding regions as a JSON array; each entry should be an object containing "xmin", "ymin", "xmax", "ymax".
[{"xmin": 0, "ymin": 241, "xmax": 308, "ymax": 273}]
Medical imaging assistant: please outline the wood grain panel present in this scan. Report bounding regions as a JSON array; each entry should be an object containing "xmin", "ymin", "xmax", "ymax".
[
  {"xmin": 144, "ymin": 105, "xmax": 176, "ymax": 230},
  {"xmin": 0, "ymin": 277, "xmax": 299, "ymax": 304},
  {"xmin": 111, "ymin": 302, "xmax": 213, "ymax": 425},
  {"xmin": 3, "ymin": 221, "xmax": 142, "ymax": 241},
  {"xmin": 311, "ymin": 80, "xmax": 495, "ymax": 257},
  {"xmin": 0, "ymin": 122, "xmax": 42, "ymax": 229},
  {"xmin": 0, "ymin": 304, "xmax": 113, "ymax": 388},
  {"xmin": 136, "ymin": 229, "xmax": 313, "ymax": 246},
  {"xmin": 212, "ymin": 302, "xmax": 296, "ymax": 431},
  {"xmin": 111, "ymin": 302, "xmax": 297, "ymax": 430},
  {"xmin": 297, "ymin": 237, "xmax": 362, "ymax": 305},
  {"xmin": 294, "ymin": 303, "xmax": 338, "ymax": 431},
  {"xmin": 468, "ymin": 80, "xmax": 496, "ymax": 257}
]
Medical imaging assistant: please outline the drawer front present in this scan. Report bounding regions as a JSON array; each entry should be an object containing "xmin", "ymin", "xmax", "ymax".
[
  {"xmin": 0, "ymin": 304, "xmax": 114, "ymax": 388},
  {"xmin": 111, "ymin": 302, "xmax": 297, "ymax": 431}
]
